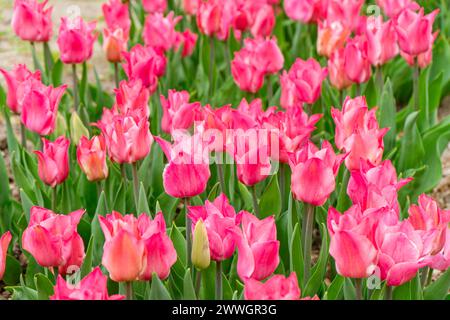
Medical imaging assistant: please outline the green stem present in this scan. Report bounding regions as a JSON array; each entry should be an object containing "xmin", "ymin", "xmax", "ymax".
[
  {"xmin": 355, "ymin": 83, "xmax": 361, "ymax": 97},
  {"xmin": 131, "ymin": 162, "xmax": 140, "ymax": 211},
  {"xmin": 336, "ymin": 170, "xmax": 350, "ymax": 211},
  {"xmin": 52, "ymin": 187, "xmax": 57, "ymax": 212},
  {"xmin": 385, "ymin": 285, "xmax": 393, "ymax": 300},
  {"xmin": 185, "ymin": 197, "xmax": 192, "ymax": 268},
  {"xmin": 20, "ymin": 122, "xmax": 27, "ymax": 148},
  {"xmin": 339, "ymin": 90, "xmax": 344, "ymax": 106},
  {"xmin": 195, "ymin": 269, "xmax": 201, "ymax": 299},
  {"xmin": 114, "ymin": 62, "xmax": 120, "ymax": 88},
  {"xmin": 215, "ymin": 261, "xmax": 223, "ymax": 300},
  {"xmin": 355, "ymin": 278, "xmax": 363, "ymax": 300},
  {"xmin": 302, "ymin": 203, "xmax": 315, "ymax": 284},
  {"xmin": 250, "ymin": 185, "xmax": 260, "ymax": 218},
  {"xmin": 279, "ymin": 164, "xmax": 286, "ymax": 211},
  {"xmin": 209, "ymin": 36, "xmax": 215, "ymax": 99},
  {"xmin": 266, "ymin": 75, "xmax": 273, "ymax": 105},
  {"xmin": 72, "ymin": 64, "xmax": 79, "ymax": 112},
  {"xmin": 125, "ymin": 282, "xmax": 133, "ymax": 300},
  {"xmin": 217, "ymin": 163, "xmax": 226, "ymax": 196},
  {"xmin": 30, "ymin": 42, "xmax": 39, "ymax": 71},
  {"xmin": 413, "ymin": 61, "xmax": 420, "ymax": 111},
  {"xmin": 425, "ymin": 267, "xmax": 433, "ymax": 287},
  {"xmin": 375, "ymin": 66, "xmax": 384, "ymax": 95},
  {"xmin": 43, "ymin": 42, "xmax": 53, "ymax": 77}
]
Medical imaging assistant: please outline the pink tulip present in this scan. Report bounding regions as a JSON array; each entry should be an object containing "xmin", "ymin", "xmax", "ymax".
[
  {"xmin": 280, "ymin": 58, "xmax": 328, "ymax": 108},
  {"xmin": 364, "ymin": 17, "xmax": 399, "ymax": 66},
  {"xmin": 183, "ymin": 0, "xmax": 200, "ymax": 15},
  {"xmin": 244, "ymin": 273, "xmax": 301, "ymax": 300},
  {"xmin": 143, "ymin": 12, "xmax": 182, "ymax": 52},
  {"xmin": 430, "ymin": 230, "xmax": 450, "ymax": 271},
  {"xmin": 122, "ymin": 44, "xmax": 167, "ymax": 94},
  {"xmin": 249, "ymin": 4, "xmax": 275, "ymax": 38},
  {"xmin": 22, "ymin": 207, "xmax": 85, "ymax": 274},
  {"xmin": 160, "ymin": 90, "xmax": 203, "ymax": 134},
  {"xmin": 343, "ymin": 36, "xmax": 371, "ymax": 84},
  {"xmin": 175, "ymin": 29, "xmax": 198, "ymax": 57},
  {"xmin": 376, "ymin": 0, "xmax": 420, "ymax": 18},
  {"xmin": 236, "ymin": 212, "xmax": 280, "ymax": 281},
  {"xmin": 395, "ymin": 8, "xmax": 439, "ymax": 57},
  {"xmin": 327, "ymin": 0, "xmax": 364, "ymax": 31},
  {"xmin": 114, "ymin": 79, "xmax": 150, "ymax": 120},
  {"xmin": 51, "ymin": 267, "xmax": 125, "ymax": 300},
  {"xmin": 401, "ymin": 31, "xmax": 439, "ymax": 69},
  {"xmin": 242, "ymin": 37, "xmax": 284, "ymax": 75},
  {"xmin": 348, "ymin": 160, "xmax": 412, "ymax": 214},
  {"xmin": 142, "ymin": 0, "xmax": 167, "ymax": 13},
  {"xmin": 0, "ymin": 232, "xmax": 12, "ymax": 280},
  {"xmin": 103, "ymin": 28, "xmax": 128, "ymax": 63},
  {"xmin": 77, "ymin": 135, "xmax": 109, "ymax": 182},
  {"xmin": 95, "ymin": 112, "xmax": 152, "ymax": 164},
  {"xmin": 196, "ymin": 0, "xmax": 222, "ymax": 37},
  {"xmin": 34, "ymin": 136, "xmax": 70, "ymax": 187},
  {"xmin": 0, "ymin": 64, "xmax": 41, "ymax": 114},
  {"xmin": 102, "ymin": 0, "xmax": 131, "ymax": 38},
  {"xmin": 188, "ymin": 194, "xmax": 242, "ymax": 261},
  {"xmin": 12, "ymin": 0, "xmax": 53, "ymax": 42},
  {"xmin": 231, "ymin": 47, "xmax": 266, "ymax": 94},
  {"xmin": 317, "ymin": 20, "xmax": 350, "ymax": 58},
  {"xmin": 57, "ymin": 16, "xmax": 97, "ymax": 64},
  {"xmin": 328, "ymin": 48, "xmax": 353, "ymax": 90},
  {"xmin": 20, "ymin": 78, "xmax": 67, "ymax": 136},
  {"xmin": 155, "ymin": 134, "xmax": 211, "ymax": 198},
  {"xmin": 288, "ymin": 141, "xmax": 345, "ymax": 206},
  {"xmin": 283, "ymin": 0, "xmax": 328, "ymax": 24}
]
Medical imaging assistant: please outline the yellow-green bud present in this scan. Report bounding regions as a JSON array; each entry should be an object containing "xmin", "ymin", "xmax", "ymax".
[
  {"xmin": 70, "ymin": 112, "xmax": 89, "ymax": 145},
  {"xmin": 191, "ymin": 219, "xmax": 210, "ymax": 270},
  {"xmin": 54, "ymin": 112, "xmax": 68, "ymax": 138}
]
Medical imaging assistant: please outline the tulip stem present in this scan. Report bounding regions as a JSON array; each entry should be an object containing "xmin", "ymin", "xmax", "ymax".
[
  {"xmin": 336, "ymin": 170, "xmax": 350, "ymax": 211},
  {"xmin": 250, "ymin": 185, "xmax": 260, "ymax": 218},
  {"xmin": 30, "ymin": 42, "xmax": 39, "ymax": 71},
  {"xmin": 385, "ymin": 285, "xmax": 393, "ymax": 300},
  {"xmin": 217, "ymin": 163, "xmax": 226, "ymax": 196},
  {"xmin": 266, "ymin": 75, "xmax": 273, "ymax": 105},
  {"xmin": 132, "ymin": 163, "xmax": 140, "ymax": 211},
  {"xmin": 209, "ymin": 36, "xmax": 215, "ymax": 99},
  {"xmin": 185, "ymin": 197, "xmax": 192, "ymax": 268},
  {"xmin": 355, "ymin": 279, "xmax": 363, "ymax": 300},
  {"xmin": 279, "ymin": 164, "xmax": 286, "ymax": 211},
  {"xmin": 20, "ymin": 122, "xmax": 27, "ymax": 148},
  {"xmin": 195, "ymin": 270, "xmax": 202, "ymax": 298},
  {"xmin": 413, "ymin": 61, "xmax": 420, "ymax": 111},
  {"xmin": 375, "ymin": 66, "xmax": 384, "ymax": 95},
  {"xmin": 114, "ymin": 62, "xmax": 120, "ymax": 88},
  {"xmin": 125, "ymin": 282, "xmax": 133, "ymax": 300},
  {"xmin": 302, "ymin": 203, "xmax": 315, "ymax": 284},
  {"xmin": 52, "ymin": 187, "xmax": 57, "ymax": 212},
  {"xmin": 355, "ymin": 83, "xmax": 361, "ymax": 97},
  {"xmin": 72, "ymin": 64, "xmax": 79, "ymax": 112},
  {"xmin": 215, "ymin": 261, "xmax": 223, "ymax": 300}
]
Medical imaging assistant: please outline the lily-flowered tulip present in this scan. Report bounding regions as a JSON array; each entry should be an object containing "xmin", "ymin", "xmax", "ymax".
[
  {"xmin": 100, "ymin": 212, "xmax": 176, "ymax": 282},
  {"xmin": 22, "ymin": 207, "xmax": 85, "ymax": 274},
  {"xmin": 231, "ymin": 48, "xmax": 266, "ymax": 94},
  {"xmin": 114, "ymin": 79, "xmax": 150, "ymax": 119},
  {"xmin": 0, "ymin": 232, "xmax": 12, "ymax": 280},
  {"xmin": 122, "ymin": 44, "xmax": 167, "ymax": 94},
  {"xmin": 401, "ymin": 31, "xmax": 439, "ymax": 69},
  {"xmin": 143, "ymin": 12, "xmax": 182, "ymax": 52},
  {"xmin": 328, "ymin": 48, "xmax": 353, "ymax": 90},
  {"xmin": 102, "ymin": 0, "xmax": 131, "ymax": 37},
  {"xmin": 103, "ymin": 28, "xmax": 127, "ymax": 63},
  {"xmin": 0, "ymin": 64, "xmax": 41, "ymax": 114},
  {"xmin": 364, "ymin": 17, "xmax": 399, "ymax": 66},
  {"xmin": 242, "ymin": 37, "xmax": 284, "ymax": 75},
  {"xmin": 283, "ymin": 0, "xmax": 327, "ymax": 24},
  {"xmin": 244, "ymin": 273, "xmax": 301, "ymax": 300},
  {"xmin": 236, "ymin": 212, "xmax": 280, "ymax": 281},
  {"xmin": 34, "ymin": 136, "xmax": 70, "ymax": 187},
  {"xmin": 376, "ymin": 0, "xmax": 420, "ymax": 18},
  {"xmin": 20, "ymin": 78, "xmax": 67, "ymax": 136},
  {"xmin": 77, "ymin": 135, "xmax": 109, "ymax": 182},
  {"xmin": 249, "ymin": 4, "xmax": 275, "ymax": 38},
  {"xmin": 289, "ymin": 141, "xmax": 345, "ymax": 206},
  {"xmin": 196, "ymin": 0, "xmax": 222, "ymax": 37},
  {"xmin": 188, "ymin": 194, "xmax": 242, "ymax": 261},
  {"xmin": 160, "ymin": 90, "xmax": 203, "ymax": 134},
  {"xmin": 143, "ymin": 0, "xmax": 167, "ymax": 13},
  {"xmin": 430, "ymin": 230, "xmax": 450, "ymax": 271},
  {"xmin": 348, "ymin": 160, "xmax": 412, "ymax": 213},
  {"xmin": 12, "ymin": 0, "xmax": 53, "ymax": 42},
  {"xmin": 155, "ymin": 133, "xmax": 211, "ymax": 198},
  {"xmin": 317, "ymin": 20, "xmax": 350, "ymax": 58},
  {"xmin": 52, "ymin": 267, "xmax": 125, "ymax": 300},
  {"xmin": 395, "ymin": 8, "xmax": 439, "ymax": 57},
  {"xmin": 327, "ymin": 0, "xmax": 364, "ymax": 31},
  {"xmin": 175, "ymin": 29, "xmax": 198, "ymax": 57},
  {"xmin": 183, "ymin": 0, "xmax": 199, "ymax": 15},
  {"xmin": 344, "ymin": 36, "xmax": 371, "ymax": 84},
  {"xmin": 57, "ymin": 16, "xmax": 97, "ymax": 64},
  {"xmin": 280, "ymin": 58, "xmax": 328, "ymax": 108}
]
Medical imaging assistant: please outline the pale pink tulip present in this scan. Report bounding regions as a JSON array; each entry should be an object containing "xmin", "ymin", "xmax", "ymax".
[{"xmin": 328, "ymin": 48, "xmax": 353, "ymax": 90}]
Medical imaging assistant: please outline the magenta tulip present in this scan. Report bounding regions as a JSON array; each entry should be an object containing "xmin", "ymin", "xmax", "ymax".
[
  {"xmin": 0, "ymin": 232, "xmax": 12, "ymax": 280},
  {"xmin": 12, "ymin": 0, "xmax": 53, "ymax": 42}
]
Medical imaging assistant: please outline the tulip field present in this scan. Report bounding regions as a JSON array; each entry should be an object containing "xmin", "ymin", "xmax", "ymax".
[{"xmin": 0, "ymin": 0, "xmax": 450, "ymax": 304}]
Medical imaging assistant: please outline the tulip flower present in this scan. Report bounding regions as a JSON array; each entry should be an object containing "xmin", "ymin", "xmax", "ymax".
[
  {"xmin": 0, "ymin": 231, "xmax": 12, "ymax": 280},
  {"xmin": 191, "ymin": 219, "xmax": 211, "ymax": 270},
  {"xmin": 231, "ymin": 48, "xmax": 266, "ymax": 94},
  {"xmin": 317, "ymin": 20, "xmax": 350, "ymax": 58},
  {"xmin": 160, "ymin": 90, "xmax": 203, "ymax": 134},
  {"xmin": 175, "ymin": 29, "xmax": 198, "ymax": 58},
  {"xmin": 183, "ymin": 0, "xmax": 200, "ymax": 15},
  {"xmin": 143, "ymin": 12, "xmax": 182, "ymax": 53},
  {"xmin": 103, "ymin": 28, "xmax": 128, "ymax": 63},
  {"xmin": 77, "ymin": 135, "xmax": 109, "ymax": 182},
  {"xmin": 188, "ymin": 194, "xmax": 242, "ymax": 261},
  {"xmin": 114, "ymin": 79, "xmax": 150, "ymax": 120},
  {"xmin": 0, "ymin": 64, "xmax": 41, "ymax": 114},
  {"xmin": 280, "ymin": 58, "xmax": 328, "ymax": 108},
  {"xmin": 327, "ymin": 0, "xmax": 364, "ymax": 31},
  {"xmin": 236, "ymin": 212, "xmax": 280, "ymax": 281},
  {"xmin": 102, "ymin": 0, "xmax": 131, "ymax": 38},
  {"xmin": 122, "ymin": 44, "xmax": 167, "ymax": 94},
  {"xmin": 57, "ymin": 16, "xmax": 97, "ymax": 65},
  {"xmin": 343, "ymin": 36, "xmax": 371, "ymax": 84},
  {"xmin": 196, "ymin": 0, "xmax": 222, "ymax": 38},
  {"xmin": 430, "ymin": 230, "xmax": 450, "ymax": 271},
  {"xmin": 22, "ymin": 207, "xmax": 85, "ymax": 274},
  {"xmin": 283, "ymin": 0, "xmax": 327, "ymax": 24},
  {"xmin": 242, "ymin": 37, "xmax": 284, "ymax": 75},
  {"xmin": 401, "ymin": 31, "xmax": 439, "ymax": 69},
  {"xmin": 249, "ymin": 4, "xmax": 275, "ymax": 38},
  {"xmin": 20, "ymin": 78, "xmax": 67, "ymax": 136},
  {"xmin": 12, "ymin": 0, "xmax": 53, "ymax": 43},
  {"xmin": 34, "ymin": 136, "xmax": 70, "ymax": 187},
  {"xmin": 364, "ymin": 17, "xmax": 399, "ymax": 67},
  {"xmin": 143, "ymin": 0, "xmax": 167, "ymax": 13},
  {"xmin": 51, "ymin": 267, "xmax": 125, "ymax": 300},
  {"xmin": 328, "ymin": 48, "xmax": 353, "ymax": 91},
  {"xmin": 376, "ymin": 0, "xmax": 420, "ymax": 18},
  {"xmin": 244, "ymin": 273, "xmax": 306, "ymax": 300}
]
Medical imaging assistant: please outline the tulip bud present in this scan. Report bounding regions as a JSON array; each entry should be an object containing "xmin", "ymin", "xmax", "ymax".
[
  {"xmin": 54, "ymin": 112, "xmax": 68, "ymax": 138},
  {"xmin": 191, "ymin": 219, "xmax": 210, "ymax": 270},
  {"xmin": 70, "ymin": 112, "xmax": 89, "ymax": 145}
]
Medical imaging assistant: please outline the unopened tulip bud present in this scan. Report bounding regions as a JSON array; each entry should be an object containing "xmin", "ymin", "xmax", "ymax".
[
  {"xmin": 191, "ymin": 219, "xmax": 210, "ymax": 270},
  {"xmin": 70, "ymin": 112, "xmax": 89, "ymax": 145},
  {"xmin": 54, "ymin": 112, "xmax": 68, "ymax": 138}
]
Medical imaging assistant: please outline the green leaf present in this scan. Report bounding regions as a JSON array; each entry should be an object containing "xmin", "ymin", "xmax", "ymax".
[
  {"xmin": 258, "ymin": 175, "xmax": 281, "ymax": 218},
  {"xmin": 182, "ymin": 269, "xmax": 197, "ymax": 300},
  {"xmin": 170, "ymin": 224, "xmax": 187, "ymax": 271},
  {"xmin": 325, "ymin": 275, "xmax": 344, "ymax": 300},
  {"xmin": 2, "ymin": 255, "xmax": 22, "ymax": 286},
  {"xmin": 396, "ymin": 111, "xmax": 425, "ymax": 173},
  {"xmin": 393, "ymin": 273, "xmax": 422, "ymax": 300},
  {"xmin": 34, "ymin": 274, "xmax": 54, "ymax": 300},
  {"xmin": 343, "ymin": 278, "xmax": 356, "ymax": 300},
  {"xmin": 80, "ymin": 235, "xmax": 94, "ymax": 278},
  {"xmin": 237, "ymin": 182, "xmax": 252, "ymax": 211},
  {"xmin": 7, "ymin": 285, "xmax": 38, "ymax": 300},
  {"xmin": 91, "ymin": 192, "xmax": 107, "ymax": 265},
  {"xmin": 51, "ymin": 60, "xmax": 64, "ymax": 87},
  {"xmin": 20, "ymin": 189, "xmax": 34, "ymax": 223},
  {"xmin": 149, "ymin": 275, "xmax": 172, "ymax": 300},
  {"xmin": 0, "ymin": 151, "xmax": 11, "ymax": 207},
  {"xmin": 379, "ymin": 79, "xmax": 397, "ymax": 153},
  {"xmin": 207, "ymin": 182, "xmax": 221, "ymax": 201},
  {"xmin": 137, "ymin": 182, "xmax": 151, "ymax": 215},
  {"xmin": 424, "ymin": 268, "xmax": 450, "ymax": 300},
  {"xmin": 289, "ymin": 223, "xmax": 303, "ymax": 289}
]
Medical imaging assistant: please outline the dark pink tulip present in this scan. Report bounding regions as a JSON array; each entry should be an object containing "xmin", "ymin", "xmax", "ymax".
[
  {"xmin": 328, "ymin": 48, "xmax": 353, "ymax": 90},
  {"xmin": 12, "ymin": 0, "xmax": 53, "ymax": 42},
  {"xmin": 188, "ymin": 194, "xmax": 242, "ymax": 261},
  {"xmin": 395, "ymin": 8, "xmax": 439, "ymax": 57},
  {"xmin": 0, "ymin": 232, "xmax": 12, "ymax": 280},
  {"xmin": 155, "ymin": 134, "xmax": 211, "ymax": 198},
  {"xmin": 0, "ymin": 64, "xmax": 41, "ymax": 114},
  {"xmin": 236, "ymin": 212, "xmax": 280, "ymax": 281},
  {"xmin": 143, "ymin": 12, "xmax": 182, "ymax": 52},
  {"xmin": 288, "ymin": 141, "xmax": 345, "ymax": 206},
  {"xmin": 114, "ymin": 79, "xmax": 150, "ymax": 120},
  {"xmin": 317, "ymin": 20, "xmax": 350, "ymax": 58},
  {"xmin": 244, "ymin": 273, "xmax": 301, "ymax": 300},
  {"xmin": 196, "ymin": 0, "xmax": 222, "ymax": 37},
  {"xmin": 280, "ymin": 58, "xmax": 327, "ymax": 108},
  {"xmin": 51, "ymin": 267, "xmax": 125, "ymax": 300},
  {"xmin": 57, "ymin": 17, "xmax": 97, "ymax": 64},
  {"xmin": 77, "ymin": 135, "xmax": 109, "ymax": 182},
  {"xmin": 343, "ymin": 36, "xmax": 371, "ymax": 84},
  {"xmin": 143, "ymin": 0, "xmax": 167, "ymax": 13},
  {"xmin": 122, "ymin": 44, "xmax": 167, "ymax": 94},
  {"xmin": 102, "ymin": 0, "xmax": 131, "ymax": 38},
  {"xmin": 401, "ymin": 31, "xmax": 439, "ymax": 69},
  {"xmin": 243, "ymin": 37, "xmax": 284, "ymax": 75},
  {"xmin": 22, "ymin": 207, "xmax": 85, "ymax": 273},
  {"xmin": 364, "ymin": 17, "xmax": 399, "ymax": 66},
  {"xmin": 283, "ymin": 0, "xmax": 328, "ymax": 24},
  {"xmin": 103, "ymin": 28, "xmax": 128, "ymax": 63},
  {"xmin": 20, "ymin": 78, "xmax": 67, "ymax": 136},
  {"xmin": 231, "ymin": 49, "xmax": 266, "ymax": 93},
  {"xmin": 327, "ymin": 0, "xmax": 364, "ymax": 31},
  {"xmin": 249, "ymin": 4, "xmax": 275, "ymax": 38},
  {"xmin": 376, "ymin": 0, "xmax": 420, "ymax": 18},
  {"xmin": 34, "ymin": 136, "xmax": 70, "ymax": 187},
  {"xmin": 175, "ymin": 29, "xmax": 198, "ymax": 57}
]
